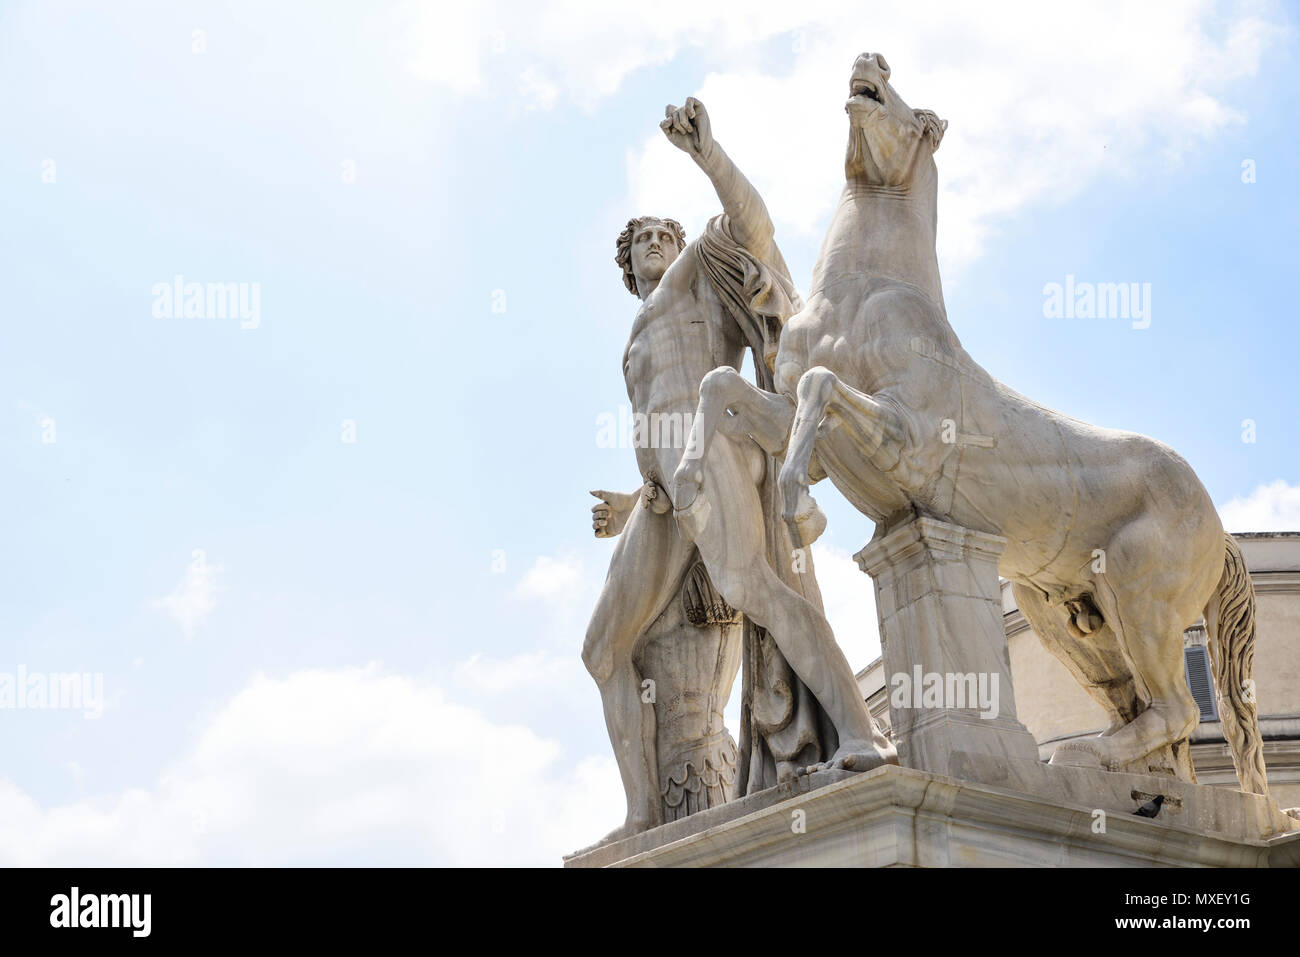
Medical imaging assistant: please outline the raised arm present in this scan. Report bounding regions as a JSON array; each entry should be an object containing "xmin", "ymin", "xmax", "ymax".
[{"xmin": 661, "ymin": 98, "xmax": 775, "ymax": 260}]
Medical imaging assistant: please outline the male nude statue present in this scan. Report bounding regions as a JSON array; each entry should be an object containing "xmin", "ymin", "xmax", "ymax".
[{"xmin": 583, "ymin": 98, "xmax": 895, "ymax": 841}]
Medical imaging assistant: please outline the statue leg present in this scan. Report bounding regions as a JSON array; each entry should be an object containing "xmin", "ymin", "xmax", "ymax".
[
  {"xmin": 1048, "ymin": 522, "xmax": 1201, "ymax": 775},
  {"xmin": 1012, "ymin": 581, "xmax": 1138, "ymax": 734},
  {"xmin": 582, "ymin": 502, "xmax": 696, "ymax": 841},
  {"xmin": 673, "ymin": 366, "xmax": 794, "ymax": 511},
  {"xmin": 688, "ymin": 437, "xmax": 896, "ymax": 774},
  {"xmin": 777, "ymin": 367, "xmax": 906, "ymax": 547}
]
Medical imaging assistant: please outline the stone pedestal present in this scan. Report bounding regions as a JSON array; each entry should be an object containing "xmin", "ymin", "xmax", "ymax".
[
  {"xmin": 564, "ymin": 764, "xmax": 1300, "ymax": 868},
  {"xmin": 566, "ymin": 512, "xmax": 1300, "ymax": 868},
  {"xmin": 854, "ymin": 515, "xmax": 1040, "ymax": 777}
]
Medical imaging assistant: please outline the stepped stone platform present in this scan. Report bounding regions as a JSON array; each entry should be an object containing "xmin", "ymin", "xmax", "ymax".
[{"xmin": 565, "ymin": 763, "xmax": 1300, "ymax": 868}]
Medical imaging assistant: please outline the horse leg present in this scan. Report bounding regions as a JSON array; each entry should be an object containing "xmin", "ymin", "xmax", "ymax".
[
  {"xmin": 1012, "ymin": 581, "xmax": 1138, "ymax": 735},
  {"xmin": 673, "ymin": 366, "xmax": 794, "ymax": 512},
  {"xmin": 1048, "ymin": 522, "xmax": 1201, "ymax": 776},
  {"xmin": 777, "ymin": 367, "xmax": 907, "ymax": 548}
]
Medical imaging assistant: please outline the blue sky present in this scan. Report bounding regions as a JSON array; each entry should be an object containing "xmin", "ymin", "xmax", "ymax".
[{"xmin": 1, "ymin": 0, "xmax": 1297, "ymax": 865}]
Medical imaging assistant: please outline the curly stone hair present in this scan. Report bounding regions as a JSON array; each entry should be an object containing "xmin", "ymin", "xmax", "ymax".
[{"xmin": 615, "ymin": 216, "xmax": 686, "ymax": 297}]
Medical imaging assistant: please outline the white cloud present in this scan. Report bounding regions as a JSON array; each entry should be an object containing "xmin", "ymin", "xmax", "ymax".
[
  {"xmin": 0, "ymin": 665, "xmax": 623, "ymax": 866},
  {"xmin": 395, "ymin": 1, "xmax": 489, "ymax": 95},
  {"xmin": 455, "ymin": 649, "xmax": 578, "ymax": 694},
  {"xmin": 517, "ymin": 66, "xmax": 561, "ymax": 111},
  {"xmin": 622, "ymin": 1, "xmax": 1285, "ymax": 273},
  {"xmin": 510, "ymin": 550, "xmax": 601, "ymax": 647},
  {"xmin": 812, "ymin": 540, "xmax": 880, "ymax": 673},
  {"xmin": 398, "ymin": 0, "xmax": 804, "ymax": 111},
  {"xmin": 1219, "ymin": 479, "xmax": 1300, "ymax": 532},
  {"xmin": 393, "ymin": 1, "xmax": 1284, "ymax": 270},
  {"xmin": 513, "ymin": 552, "xmax": 584, "ymax": 604},
  {"xmin": 151, "ymin": 549, "xmax": 222, "ymax": 639}
]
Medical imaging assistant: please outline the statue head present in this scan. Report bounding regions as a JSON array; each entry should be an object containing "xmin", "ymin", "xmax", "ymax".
[
  {"xmin": 844, "ymin": 52, "xmax": 947, "ymax": 188},
  {"xmin": 616, "ymin": 216, "xmax": 686, "ymax": 297}
]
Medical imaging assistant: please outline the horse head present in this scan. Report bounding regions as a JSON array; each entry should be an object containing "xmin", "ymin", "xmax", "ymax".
[{"xmin": 845, "ymin": 52, "xmax": 947, "ymax": 193}]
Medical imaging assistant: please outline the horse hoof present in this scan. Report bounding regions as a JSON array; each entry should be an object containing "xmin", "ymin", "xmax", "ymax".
[
  {"xmin": 783, "ymin": 493, "xmax": 827, "ymax": 548},
  {"xmin": 1049, "ymin": 741, "xmax": 1108, "ymax": 771}
]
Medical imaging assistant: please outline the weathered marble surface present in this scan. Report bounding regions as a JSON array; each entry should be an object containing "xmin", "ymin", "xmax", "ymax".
[
  {"xmin": 577, "ymin": 52, "xmax": 1279, "ymax": 861},
  {"xmin": 633, "ymin": 560, "xmax": 740, "ymax": 822},
  {"xmin": 564, "ymin": 767, "xmax": 855, "ymax": 868},
  {"xmin": 582, "ymin": 98, "xmax": 894, "ymax": 846},
  {"xmin": 566, "ymin": 764, "xmax": 1300, "ymax": 869},
  {"xmin": 676, "ymin": 52, "xmax": 1270, "ymax": 798},
  {"xmin": 855, "ymin": 515, "xmax": 1041, "ymax": 776}
]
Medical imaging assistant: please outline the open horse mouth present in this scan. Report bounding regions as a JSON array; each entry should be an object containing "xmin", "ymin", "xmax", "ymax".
[{"xmin": 849, "ymin": 78, "xmax": 884, "ymax": 104}]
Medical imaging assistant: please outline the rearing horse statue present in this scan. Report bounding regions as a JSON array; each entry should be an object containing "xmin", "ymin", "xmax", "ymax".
[{"xmin": 675, "ymin": 52, "xmax": 1268, "ymax": 795}]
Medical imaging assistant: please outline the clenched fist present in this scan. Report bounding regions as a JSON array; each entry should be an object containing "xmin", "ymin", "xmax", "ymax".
[{"xmin": 660, "ymin": 97, "xmax": 714, "ymax": 164}]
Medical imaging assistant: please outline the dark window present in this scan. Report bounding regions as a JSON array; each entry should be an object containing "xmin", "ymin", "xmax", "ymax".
[{"xmin": 1184, "ymin": 645, "xmax": 1218, "ymax": 721}]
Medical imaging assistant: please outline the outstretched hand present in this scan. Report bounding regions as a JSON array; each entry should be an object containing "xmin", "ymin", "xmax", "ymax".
[
  {"xmin": 660, "ymin": 97, "xmax": 714, "ymax": 164},
  {"xmin": 590, "ymin": 482, "xmax": 671, "ymax": 538},
  {"xmin": 590, "ymin": 489, "xmax": 637, "ymax": 538}
]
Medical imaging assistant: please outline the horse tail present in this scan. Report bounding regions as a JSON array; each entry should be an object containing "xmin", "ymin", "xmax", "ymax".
[{"xmin": 1203, "ymin": 534, "xmax": 1269, "ymax": 795}]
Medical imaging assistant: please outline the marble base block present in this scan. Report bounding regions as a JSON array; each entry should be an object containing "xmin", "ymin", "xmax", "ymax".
[
  {"xmin": 854, "ymin": 515, "xmax": 1041, "ymax": 777},
  {"xmin": 565, "ymin": 764, "xmax": 1300, "ymax": 867}
]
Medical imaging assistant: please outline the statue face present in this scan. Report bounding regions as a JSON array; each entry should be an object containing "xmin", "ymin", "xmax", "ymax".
[
  {"xmin": 630, "ymin": 222, "xmax": 680, "ymax": 285},
  {"xmin": 844, "ymin": 52, "xmax": 941, "ymax": 186}
]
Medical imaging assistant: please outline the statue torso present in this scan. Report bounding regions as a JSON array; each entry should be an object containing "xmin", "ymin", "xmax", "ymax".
[{"xmin": 623, "ymin": 246, "xmax": 745, "ymax": 486}]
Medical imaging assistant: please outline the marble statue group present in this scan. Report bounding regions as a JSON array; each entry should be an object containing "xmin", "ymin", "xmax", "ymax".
[{"xmin": 581, "ymin": 53, "xmax": 1270, "ymax": 846}]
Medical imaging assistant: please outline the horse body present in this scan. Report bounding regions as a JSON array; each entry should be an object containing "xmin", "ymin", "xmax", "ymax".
[
  {"xmin": 703, "ymin": 52, "xmax": 1268, "ymax": 790},
  {"xmin": 782, "ymin": 264, "xmax": 1224, "ymax": 594}
]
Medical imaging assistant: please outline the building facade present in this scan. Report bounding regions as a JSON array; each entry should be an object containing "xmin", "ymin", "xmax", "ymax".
[{"xmin": 857, "ymin": 531, "xmax": 1300, "ymax": 808}]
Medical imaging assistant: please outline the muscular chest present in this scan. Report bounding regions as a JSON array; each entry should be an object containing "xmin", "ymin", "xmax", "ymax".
[{"xmin": 624, "ymin": 291, "xmax": 732, "ymax": 400}]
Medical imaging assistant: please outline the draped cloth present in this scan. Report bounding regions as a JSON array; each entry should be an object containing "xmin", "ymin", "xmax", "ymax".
[
  {"xmin": 693, "ymin": 213, "xmax": 839, "ymax": 794},
  {"xmin": 694, "ymin": 215, "xmax": 798, "ymax": 391}
]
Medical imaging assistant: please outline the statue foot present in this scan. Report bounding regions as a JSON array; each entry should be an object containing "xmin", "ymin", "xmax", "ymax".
[
  {"xmin": 1049, "ymin": 739, "xmax": 1114, "ymax": 771},
  {"xmin": 798, "ymin": 739, "xmax": 898, "ymax": 776}
]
